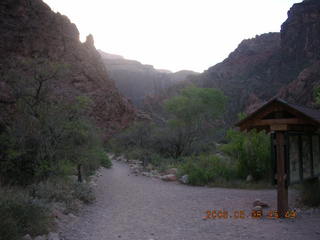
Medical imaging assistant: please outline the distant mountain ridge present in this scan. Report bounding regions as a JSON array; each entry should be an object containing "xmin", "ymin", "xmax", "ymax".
[{"xmin": 98, "ymin": 50, "xmax": 199, "ymax": 107}]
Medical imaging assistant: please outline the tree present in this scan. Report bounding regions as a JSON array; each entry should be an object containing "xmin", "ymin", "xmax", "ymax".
[
  {"xmin": 0, "ymin": 58, "xmax": 107, "ymax": 185},
  {"xmin": 160, "ymin": 86, "xmax": 227, "ymax": 158}
]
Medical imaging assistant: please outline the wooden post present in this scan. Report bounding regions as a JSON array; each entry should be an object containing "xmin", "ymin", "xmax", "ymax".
[
  {"xmin": 275, "ymin": 131, "xmax": 288, "ymax": 218},
  {"xmin": 77, "ymin": 164, "xmax": 83, "ymax": 183}
]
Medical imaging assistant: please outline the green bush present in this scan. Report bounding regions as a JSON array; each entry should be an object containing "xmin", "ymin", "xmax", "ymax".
[
  {"xmin": 180, "ymin": 154, "xmax": 237, "ymax": 186},
  {"xmin": 100, "ymin": 151, "xmax": 112, "ymax": 168},
  {"xmin": 29, "ymin": 178, "xmax": 96, "ymax": 211},
  {"xmin": 109, "ymin": 86, "xmax": 227, "ymax": 160},
  {"xmin": 220, "ymin": 129, "xmax": 271, "ymax": 180},
  {"xmin": 0, "ymin": 59, "xmax": 106, "ymax": 185},
  {"xmin": 30, "ymin": 178, "xmax": 74, "ymax": 204},
  {"xmin": 108, "ymin": 122, "xmax": 154, "ymax": 153},
  {"xmin": 148, "ymin": 153, "xmax": 182, "ymax": 173},
  {"xmin": 0, "ymin": 189, "xmax": 52, "ymax": 240},
  {"xmin": 123, "ymin": 148, "xmax": 147, "ymax": 160},
  {"xmin": 72, "ymin": 182, "xmax": 96, "ymax": 204}
]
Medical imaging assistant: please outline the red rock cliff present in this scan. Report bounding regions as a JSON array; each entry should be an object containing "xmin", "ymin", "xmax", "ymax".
[{"xmin": 0, "ymin": 0, "xmax": 136, "ymax": 137}]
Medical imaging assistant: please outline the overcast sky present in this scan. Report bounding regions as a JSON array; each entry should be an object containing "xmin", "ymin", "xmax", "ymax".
[{"xmin": 43, "ymin": 0, "xmax": 302, "ymax": 73}]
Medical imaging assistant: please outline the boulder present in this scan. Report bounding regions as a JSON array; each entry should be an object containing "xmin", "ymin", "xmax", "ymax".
[
  {"xmin": 161, "ymin": 174, "xmax": 177, "ymax": 181},
  {"xmin": 246, "ymin": 175, "xmax": 253, "ymax": 182},
  {"xmin": 22, "ymin": 234, "xmax": 33, "ymax": 240},
  {"xmin": 34, "ymin": 236, "xmax": 46, "ymax": 240},
  {"xmin": 47, "ymin": 232, "xmax": 60, "ymax": 240},
  {"xmin": 179, "ymin": 175, "xmax": 189, "ymax": 184},
  {"xmin": 252, "ymin": 206, "xmax": 263, "ymax": 212},
  {"xmin": 69, "ymin": 213, "xmax": 76, "ymax": 218},
  {"xmin": 146, "ymin": 164, "xmax": 153, "ymax": 171},
  {"xmin": 142, "ymin": 172, "xmax": 151, "ymax": 177},
  {"xmin": 166, "ymin": 168, "xmax": 178, "ymax": 175},
  {"xmin": 51, "ymin": 209, "xmax": 65, "ymax": 220},
  {"xmin": 253, "ymin": 199, "xmax": 269, "ymax": 208},
  {"xmin": 252, "ymin": 206, "xmax": 263, "ymax": 216}
]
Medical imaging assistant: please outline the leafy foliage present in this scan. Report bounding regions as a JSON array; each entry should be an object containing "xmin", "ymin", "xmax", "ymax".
[
  {"xmin": 0, "ymin": 58, "xmax": 106, "ymax": 185},
  {"xmin": 110, "ymin": 86, "xmax": 226, "ymax": 160},
  {"xmin": 164, "ymin": 86, "xmax": 226, "ymax": 126},
  {"xmin": 29, "ymin": 177, "xmax": 96, "ymax": 210},
  {"xmin": 220, "ymin": 129, "xmax": 271, "ymax": 180},
  {"xmin": 180, "ymin": 154, "xmax": 237, "ymax": 186},
  {"xmin": 160, "ymin": 86, "xmax": 226, "ymax": 158},
  {"xmin": 0, "ymin": 188, "xmax": 52, "ymax": 240}
]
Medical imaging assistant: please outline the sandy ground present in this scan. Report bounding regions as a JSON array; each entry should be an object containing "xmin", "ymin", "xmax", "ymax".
[{"xmin": 60, "ymin": 161, "xmax": 320, "ymax": 240}]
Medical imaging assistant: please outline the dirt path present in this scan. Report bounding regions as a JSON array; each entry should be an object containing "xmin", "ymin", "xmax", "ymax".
[{"xmin": 61, "ymin": 161, "xmax": 320, "ymax": 240}]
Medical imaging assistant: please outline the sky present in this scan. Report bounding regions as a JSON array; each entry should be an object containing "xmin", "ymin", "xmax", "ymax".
[{"xmin": 42, "ymin": 0, "xmax": 302, "ymax": 73}]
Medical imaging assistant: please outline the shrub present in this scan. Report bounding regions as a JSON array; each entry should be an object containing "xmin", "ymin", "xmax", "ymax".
[
  {"xmin": 124, "ymin": 148, "xmax": 147, "ymax": 160},
  {"xmin": 180, "ymin": 154, "xmax": 236, "ymax": 186},
  {"xmin": 220, "ymin": 129, "xmax": 271, "ymax": 180},
  {"xmin": 29, "ymin": 178, "xmax": 74, "ymax": 204},
  {"xmin": 0, "ymin": 189, "xmax": 52, "ymax": 240},
  {"xmin": 148, "ymin": 153, "xmax": 163, "ymax": 167},
  {"xmin": 109, "ymin": 122, "xmax": 154, "ymax": 153},
  {"xmin": 29, "ymin": 178, "xmax": 96, "ymax": 212},
  {"xmin": 0, "ymin": 59, "xmax": 106, "ymax": 185},
  {"xmin": 109, "ymin": 86, "xmax": 227, "ymax": 160},
  {"xmin": 100, "ymin": 151, "xmax": 112, "ymax": 168},
  {"xmin": 148, "ymin": 153, "xmax": 182, "ymax": 172},
  {"xmin": 72, "ymin": 182, "xmax": 96, "ymax": 204}
]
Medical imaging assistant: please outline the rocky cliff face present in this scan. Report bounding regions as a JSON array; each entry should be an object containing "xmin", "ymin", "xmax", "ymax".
[
  {"xmin": 281, "ymin": 0, "xmax": 320, "ymax": 72},
  {"xmin": 99, "ymin": 50, "xmax": 199, "ymax": 108},
  {"xmin": 0, "ymin": 0, "xmax": 136, "ymax": 137},
  {"xmin": 192, "ymin": 0, "xmax": 320, "ymax": 123},
  {"xmin": 278, "ymin": 0, "xmax": 320, "ymax": 107},
  {"xmin": 196, "ymin": 33, "xmax": 282, "ymax": 123}
]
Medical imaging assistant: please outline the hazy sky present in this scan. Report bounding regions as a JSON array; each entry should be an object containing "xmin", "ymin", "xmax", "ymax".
[{"xmin": 43, "ymin": 0, "xmax": 302, "ymax": 73}]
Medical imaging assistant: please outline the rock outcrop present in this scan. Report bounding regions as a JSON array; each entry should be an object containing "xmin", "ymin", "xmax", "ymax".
[{"xmin": 0, "ymin": 0, "xmax": 136, "ymax": 138}]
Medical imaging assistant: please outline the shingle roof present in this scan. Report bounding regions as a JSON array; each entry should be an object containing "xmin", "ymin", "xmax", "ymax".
[
  {"xmin": 236, "ymin": 98, "xmax": 320, "ymax": 127},
  {"xmin": 285, "ymin": 101, "xmax": 320, "ymax": 123}
]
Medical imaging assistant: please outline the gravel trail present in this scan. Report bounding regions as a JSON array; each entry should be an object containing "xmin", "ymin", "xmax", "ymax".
[{"xmin": 61, "ymin": 161, "xmax": 320, "ymax": 240}]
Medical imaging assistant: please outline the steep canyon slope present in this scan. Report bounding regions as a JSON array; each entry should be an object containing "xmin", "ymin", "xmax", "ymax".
[
  {"xmin": 278, "ymin": 0, "xmax": 320, "ymax": 106},
  {"xmin": 0, "ymin": 0, "xmax": 136, "ymax": 137},
  {"xmin": 185, "ymin": 0, "xmax": 320, "ymax": 124}
]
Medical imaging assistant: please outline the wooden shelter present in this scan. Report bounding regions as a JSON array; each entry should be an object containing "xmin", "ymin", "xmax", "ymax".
[{"xmin": 236, "ymin": 98, "xmax": 320, "ymax": 217}]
